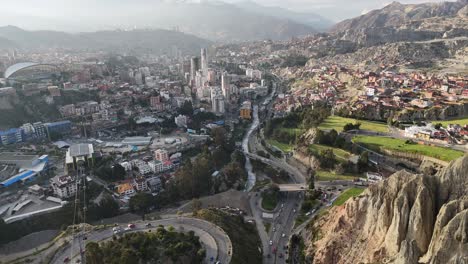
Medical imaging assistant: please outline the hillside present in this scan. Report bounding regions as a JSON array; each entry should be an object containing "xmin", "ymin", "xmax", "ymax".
[
  {"xmin": 305, "ymin": 155, "xmax": 468, "ymax": 263},
  {"xmin": 329, "ymin": 0, "xmax": 468, "ymax": 47},
  {"xmin": 0, "ymin": 26, "xmax": 211, "ymax": 54}
]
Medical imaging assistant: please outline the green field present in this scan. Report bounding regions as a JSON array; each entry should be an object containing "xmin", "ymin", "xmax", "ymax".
[
  {"xmin": 261, "ymin": 191, "xmax": 279, "ymax": 211},
  {"xmin": 309, "ymin": 144, "xmax": 352, "ymax": 161},
  {"xmin": 267, "ymin": 139, "xmax": 294, "ymax": 152},
  {"xmin": 316, "ymin": 170, "xmax": 363, "ymax": 181},
  {"xmin": 353, "ymin": 135, "xmax": 465, "ymax": 162},
  {"xmin": 434, "ymin": 117, "xmax": 468, "ymax": 127},
  {"xmin": 333, "ymin": 188, "xmax": 365, "ymax": 206},
  {"xmin": 319, "ymin": 116, "xmax": 388, "ymax": 133}
]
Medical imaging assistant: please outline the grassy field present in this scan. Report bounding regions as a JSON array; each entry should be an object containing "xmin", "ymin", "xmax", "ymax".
[
  {"xmin": 434, "ymin": 117, "xmax": 468, "ymax": 127},
  {"xmin": 333, "ymin": 188, "xmax": 365, "ymax": 206},
  {"xmin": 316, "ymin": 170, "xmax": 363, "ymax": 181},
  {"xmin": 309, "ymin": 144, "xmax": 352, "ymax": 161},
  {"xmin": 261, "ymin": 191, "xmax": 279, "ymax": 211},
  {"xmin": 353, "ymin": 135, "xmax": 465, "ymax": 162},
  {"xmin": 267, "ymin": 139, "xmax": 294, "ymax": 152},
  {"xmin": 319, "ymin": 116, "xmax": 388, "ymax": 133}
]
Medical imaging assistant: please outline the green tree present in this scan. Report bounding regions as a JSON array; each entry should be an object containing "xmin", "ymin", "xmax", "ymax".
[
  {"xmin": 129, "ymin": 193, "xmax": 153, "ymax": 215},
  {"xmin": 179, "ymin": 100, "xmax": 194, "ymax": 116},
  {"xmin": 358, "ymin": 151, "xmax": 369, "ymax": 172},
  {"xmin": 85, "ymin": 242, "xmax": 103, "ymax": 264},
  {"xmin": 319, "ymin": 149, "xmax": 337, "ymax": 169}
]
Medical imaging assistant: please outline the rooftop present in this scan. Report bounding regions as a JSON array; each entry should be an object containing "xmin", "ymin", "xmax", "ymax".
[{"xmin": 69, "ymin": 144, "xmax": 94, "ymax": 157}]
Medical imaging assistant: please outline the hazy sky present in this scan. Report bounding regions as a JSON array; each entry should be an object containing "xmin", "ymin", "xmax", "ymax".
[{"xmin": 0, "ymin": 0, "xmax": 457, "ymax": 30}]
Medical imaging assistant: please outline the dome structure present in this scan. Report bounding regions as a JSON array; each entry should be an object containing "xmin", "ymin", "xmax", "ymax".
[{"xmin": 4, "ymin": 62, "xmax": 60, "ymax": 82}]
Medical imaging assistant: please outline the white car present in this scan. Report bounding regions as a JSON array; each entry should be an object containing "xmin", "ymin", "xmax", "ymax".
[
  {"xmin": 273, "ymin": 227, "xmax": 276, "ymax": 232},
  {"xmin": 281, "ymin": 233, "xmax": 286, "ymax": 238},
  {"xmin": 269, "ymin": 240, "xmax": 273, "ymax": 245}
]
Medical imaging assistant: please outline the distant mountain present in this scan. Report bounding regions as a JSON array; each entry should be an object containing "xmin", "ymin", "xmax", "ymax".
[
  {"xmin": 138, "ymin": 1, "xmax": 317, "ymax": 42},
  {"xmin": 233, "ymin": 0, "xmax": 333, "ymax": 31},
  {"xmin": 329, "ymin": 0, "xmax": 468, "ymax": 47},
  {"xmin": 0, "ymin": 26, "xmax": 212, "ymax": 55},
  {"xmin": 0, "ymin": 1, "xmax": 318, "ymax": 42},
  {"xmin": 0, "ymin": 36, "xmax": 16, "ymax": 49}
]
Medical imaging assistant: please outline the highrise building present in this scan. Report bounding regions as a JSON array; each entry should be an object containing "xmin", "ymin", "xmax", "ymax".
[
  {"xmin": 221, "ymin": 72, "xmax": 231, "ymax": 102},
  {"xmin": 201, "ymin": 48, "xmax": 208, "ymax": 74},
  {"xmin": 190, "ymin": 57, "xmax": 200, "ymax": 85},
  {"xmin": 211, "ymin": 87, "xmax": 225, "ymax": 114}
]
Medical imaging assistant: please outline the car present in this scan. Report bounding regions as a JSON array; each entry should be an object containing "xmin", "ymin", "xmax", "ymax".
[
  {"xmin": 272, "ymin": 246, "xmax": 277, "ymax": 253},
  {"xmin": 279, "ymin": 253, "xmax": 284, "ymax": 258},
  {"xmin": 269, "ymin": 240, "xmax": 273, "ymax": 245},
  {"xmin": 128, "ymin": 223, "xmax": 136, "ymax": 228},
  {"xmin": 293, "ymin": 209, "xmax": 296, "ymax": 213},
  {"xmin": 281, "ymin": 203, "xmax": 284, "ymax": 208},
  {"xmin": 267, "ymin": 254, "xmax": 271, "ymax": 258},
  {"xmin": 273, "ymin": 227, "xmax": 276, "ymax": 232},
  {"xmin": 145, "ymin": 223, "xmax": 152, "ymax": 227},
  {"xmin": 124, "ymin": 227, "xmax": 131, "ymax": 231},
  {"xmin": 210, "ymin": 256, "xmax": 214, "ymax": 262},
  {"xmin": 281, "ymin": 233, "xmax": 286, "ymax": 238},
  {"xmin": 63, "ymin": 257, "xmax": 70, "ymax": 263},
  {"xmin": 300, "ymin": 186, "xmax": 305, "ymax": 189}
]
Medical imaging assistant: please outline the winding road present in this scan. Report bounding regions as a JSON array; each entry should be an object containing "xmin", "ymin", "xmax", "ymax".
[{"xmin": 51, "ymin": 217, "xmax": 232, "ymax": 264}]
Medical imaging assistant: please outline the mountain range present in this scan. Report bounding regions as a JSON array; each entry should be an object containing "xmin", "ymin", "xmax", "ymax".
[
  {"xmin": 0, "ymin": 1, "xmax": 332, "ymax": 43},
  {"xmin": 0, "ymin": 26, "xmax": 212, "ymax": 55}
]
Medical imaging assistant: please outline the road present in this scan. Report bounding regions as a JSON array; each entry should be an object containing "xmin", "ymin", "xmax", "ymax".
[{"xmin": 51, "ymin": 217, "xmax": 232, "ymax": 264}]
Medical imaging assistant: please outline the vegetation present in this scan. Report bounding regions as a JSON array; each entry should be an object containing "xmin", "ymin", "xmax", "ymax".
[
  {"xmin": 308, "ymin": 144, "xmax": 351, "ymax": 162},
  {"xmin": 353, "ymin": 135, "xmax": 464, "ymax": 162},
  {"xmin": 85, "ymin": 228, "xmax": 204, "ymax": 264},
  {"xmin": 333, "ymin": 188, "xmax": 365, "ymax": 206},
  {"xmin": 195, "ymin": 209, "xmax": 262, "ymax": 264},
  {"xmin": 265, "ymin": 103, "xmax": 330, "ymax": 145},
  {"xmin": 434, "ymin": 117, "xmax": 468, "ymax": 127},
  {"xmin": 319, "ymin": 116, "xmax": 388, "ymax": 133},
  {"xmin": 315, "ymin": 170, "xmax": 362, "ymax": 181},
  {"xmin": 266, "ymin": 139, "xmax": 294, "ymax": 152},
  {"xmin": 261, "ymin": 184, "xmax": 280, "ymax": 211}
]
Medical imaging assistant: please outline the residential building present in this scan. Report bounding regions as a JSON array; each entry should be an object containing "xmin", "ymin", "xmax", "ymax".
[
  {"xmin": 175, "ymin": 115, "xmax": 188, "ymax": 128},
  {"xmin": 50, "ymin": 175, "xmax": 77, "ymax": 199},
  {"xmin": 149, "ymin": 160, "xmax": 164, "ymax": 173},
  {"xmin": 154, "ymin": 149, "xmax": 169, "ymax": 162},
  {"xmin": 240, "ymin": 101, "xmax": 252, "ymax": 119},
  {"xmin": 133, "ymin": 178, "xmax": 148, "ymax": 192},
  {"xmin": 117, "ymin": 182, "xmax": 135, "ymax": 196}
]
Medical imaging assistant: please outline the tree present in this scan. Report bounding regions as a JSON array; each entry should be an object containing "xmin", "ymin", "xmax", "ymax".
[
  {"xmin": 211, "ymin": 127, "xmax": 227, "ymax": 147},
  {"xmin": 358, "ymin": 151, "xmax": 369, "ymax": 172},
  {"xmin": 85, "ymin": 242, "xmax": 103, "ymax": 264},
  {"xmin": 129, "ymin": 193, "xmax": 153, "ymax": 215},
  {"xmin": 128, "ymin": 116, "xmax": 137, "ymax": 131},
  {"xmin": 179, "ymin": 101, "xmax": 194, "ymax": 116},
  {"xmin": 434, "ymin": 123, "xmax": 442, "ymax": 130},
  {"xmin": 319, "ymin": 149, "xmax": 337, "ymax": 169},
  {"xmin": 191, "ymin": 198, "xmax": 202, "ymax": 212},
  {"xmin": 308, "ymin": 171, "xmax": 316, "ymax": 190}
]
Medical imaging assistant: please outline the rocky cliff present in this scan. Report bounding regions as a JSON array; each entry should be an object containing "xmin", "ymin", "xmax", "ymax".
[{"xmin": 305, "ymin": 155, "xmax": 468, "ymax": 264}]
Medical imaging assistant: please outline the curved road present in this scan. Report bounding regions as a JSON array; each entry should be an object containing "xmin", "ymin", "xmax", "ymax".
[{"xmin": 52, "ymin": 217, "xmax": 232, "ymax": 264}]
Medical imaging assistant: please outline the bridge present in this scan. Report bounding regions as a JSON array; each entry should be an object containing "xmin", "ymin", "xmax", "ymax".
[{"xmin": 278, "ymin": 184, "xmax": 308, "ymax": 192}]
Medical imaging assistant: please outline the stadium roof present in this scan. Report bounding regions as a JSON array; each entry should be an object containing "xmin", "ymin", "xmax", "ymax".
[{"xmin": 4, "ymin": 62, "xmax": 38, "ymax": 78}]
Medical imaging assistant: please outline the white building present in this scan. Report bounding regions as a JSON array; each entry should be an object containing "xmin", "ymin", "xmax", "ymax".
[
  {"xmin": 246, "ymin": 68, "xmax": 262, "ymax": 80},
  {"xmin": 149, "ymin": 160, "xmax": 164, "ymax": 173},
  {"xmin": 175, "ymin": 115, "xmax": 188, "ymax": 128},
  {"xmin": 221, "ymin": 72, "xmax": 230, "ymax": 102},
  {"xmin": 211, "ymin": 87, "xmax": 225, "ymax": 113},
  {"xmin": 50, "ymin": 175, "xmax": 77, "ymax": 199}
]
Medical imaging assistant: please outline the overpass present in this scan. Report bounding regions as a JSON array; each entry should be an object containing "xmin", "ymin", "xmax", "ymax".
[{"xmin": 278, "ymin": 184, "xmax": 308, "ymax": 192}]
